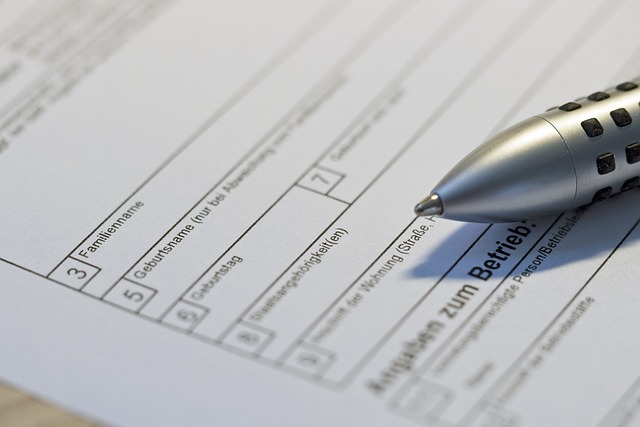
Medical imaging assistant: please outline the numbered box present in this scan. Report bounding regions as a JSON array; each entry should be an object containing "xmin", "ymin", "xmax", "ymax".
[
  {"xmin": 222, "ymin": 321, "xmax": 274, "ymax": 356},
  {"xmin": 49, "ymin": 257, "xmax": 100, "ymax": 290},
  {"xmin": 297, "ymin": 165, "xmax": 344, "ymax": 195},
  {"xmin": 283, "ymin": 342, "xmax": 335, "ymax": 378},
  {"xmin": 392, "ymin": 379, "xmax": 451, "ymax": 422},
  {"xmin": 161, "ymin": 300, "xmax": 208, "ymax": 332},
  {"xmin": 102, "ymin": 278, "xmax": 156, "ymax": 313}
]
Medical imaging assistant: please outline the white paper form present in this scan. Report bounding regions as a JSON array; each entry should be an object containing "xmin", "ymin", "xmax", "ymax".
[{"xmin": 2, "ymin": 1, "xmax": 640, "ymax": 426}]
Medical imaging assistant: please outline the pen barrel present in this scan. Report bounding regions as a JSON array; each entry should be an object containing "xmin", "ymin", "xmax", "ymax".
[
  {"xmin": 433, "ymin": 79, "xmax": 640, "ymax": 222},
  {"xmin": 538, "ymin": 80, "xmax": 640, "ymax": 209},
  {"xmin": 433, "ymin": 117, "xmax": 576, "ymax": 222}
]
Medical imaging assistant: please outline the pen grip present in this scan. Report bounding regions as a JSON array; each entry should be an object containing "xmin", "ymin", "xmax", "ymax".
[{"xmin": 538, "ymin": 80, "xmax": 640, "ymax": 208}]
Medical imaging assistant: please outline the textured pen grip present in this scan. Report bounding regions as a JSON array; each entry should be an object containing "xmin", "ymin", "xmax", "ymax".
[{"xmin": 537, "ymin": 80, "xmax": 640, "ymax": 208}]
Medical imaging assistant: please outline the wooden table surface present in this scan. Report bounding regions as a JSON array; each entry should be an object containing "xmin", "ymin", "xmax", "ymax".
[{"xmin": 0, "ymin": 382, "xmax": 94, "ymax": 427}]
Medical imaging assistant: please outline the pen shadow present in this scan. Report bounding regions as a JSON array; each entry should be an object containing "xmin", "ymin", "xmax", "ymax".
[{"xmin": 408, "ymin": 189, "xmax": 640, "ymax": 281}]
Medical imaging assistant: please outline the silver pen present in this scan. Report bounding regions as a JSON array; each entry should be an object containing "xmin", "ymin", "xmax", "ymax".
[{"xmin": 415, "ymin": 80, "xmax": 640, "ymax": 222}]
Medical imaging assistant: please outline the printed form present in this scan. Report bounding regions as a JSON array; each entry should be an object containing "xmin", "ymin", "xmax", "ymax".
[{"xmin": 1, "ymin": 0, "xmax": 640, "ymax": 425}]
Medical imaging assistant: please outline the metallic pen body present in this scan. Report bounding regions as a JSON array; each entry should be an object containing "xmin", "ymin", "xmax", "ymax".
[{"xmin": 416, "ymin": 80, "xmax": 640, "ymax": 222}]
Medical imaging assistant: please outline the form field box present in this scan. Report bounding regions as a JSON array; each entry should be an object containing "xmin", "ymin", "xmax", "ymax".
[
  {"xmin": 392, "ymin": 380, "xmax": 452, "ymax": 422},
  {"xmin": 468, "ymin": 404, "xmax": 520, "ymax": 427},
  {"xmin": 223, "ymin": 321, "xmax": 275, "ymax": 357},
  {"xmin": 49, "ymin": 257, "xmax": 100, "ymax": 290},
  {"xmin": 297, "ymin": 166, "xmax": 344, "ymax": 195},
  {"xmin": 282, "ymin": 342, "xmax": 335, "ymax": 378},
  {"xmin": 103, "ymin": 278, "xmax": 156, "ymax": 313},
  {"xmin": 161, "ymin": 300, "xmax": 209, "ymax": 332}
]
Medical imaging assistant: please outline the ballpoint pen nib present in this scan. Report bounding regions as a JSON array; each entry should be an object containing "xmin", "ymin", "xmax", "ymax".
[{"xmin": 414, "ymin": 193, "xmax": 443, "ymax": 217}]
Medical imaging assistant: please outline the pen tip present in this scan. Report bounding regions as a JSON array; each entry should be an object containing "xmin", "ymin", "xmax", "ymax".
[{"xmin": 414, "ymin": 193, "xmax": 443, "ymax": 217}]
